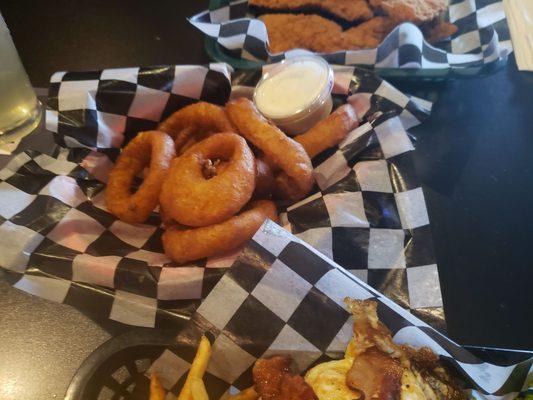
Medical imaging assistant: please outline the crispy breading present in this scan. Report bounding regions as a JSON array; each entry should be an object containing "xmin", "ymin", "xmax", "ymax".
[
  {"xmin": 343, "ymin": 16, "xmax": 396, "ymax": 49},
  {"xmin": 261, "ymin": 14, "xmax": 396, "ymax": 53},
  {"xmin": 370, "ymin": 0, "xmax": 449, "ymax": 23},
  {"xmin": 259, "ymin": 14, "xmax": 345, "ymax": 53},
  {"xmin": 250, "ymin": 0, "xmax": 373, "ymax": 22},
  {"xmin": 253, "ymin": 356, "xmax": 317, "ymax": 400},
  {"xmin": 260, "ymin": 11, "xmax": 451, "ymax": 53}
]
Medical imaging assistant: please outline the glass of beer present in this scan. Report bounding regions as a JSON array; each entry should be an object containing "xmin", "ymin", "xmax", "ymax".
[{"xmin": 0, "ymin": 13, "xmax": 41, "ymax": 140}]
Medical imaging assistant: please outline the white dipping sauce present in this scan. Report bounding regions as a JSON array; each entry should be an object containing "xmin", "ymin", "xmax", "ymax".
[
  {"xmin": 253, "ymin": 56, "xmax": 333, "ymax": 135},
  {"xmin": 255, "ymin": 59, "xmax": 328, "ymax": 118}
]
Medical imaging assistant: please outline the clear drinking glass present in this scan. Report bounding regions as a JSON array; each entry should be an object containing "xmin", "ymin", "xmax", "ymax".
[{"xmin": 0, "ymin": 13, "xmax": 41, "ymax": 140}]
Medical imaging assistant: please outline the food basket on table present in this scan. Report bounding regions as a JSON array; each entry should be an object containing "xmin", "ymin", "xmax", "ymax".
[
  {"xmin": 0, "ymin": 62, "xmax": 445, "ymax": 331},
  {"xmin": 0, "ymin": 57, "xmax": 529, "ymax": 399},
  {"xmin": 65, "ymin": 222, "xmax": 533, "ymax": 400},
  {"xmin": 192, "ymin": 0, "xmax": 512, "ymax": 80}
]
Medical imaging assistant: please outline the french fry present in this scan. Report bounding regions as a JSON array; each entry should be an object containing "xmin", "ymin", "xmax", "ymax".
[
  {"xmin": 190, "ymin": 377, "xmax": 210, "ymax": 400},
  {"xmin": 178, "ymin": 336, "xmax": 212, "ymax": 400},
  {"xmin": 227, "ymin": 386, "xmax": 258, "ymax": 400},
  {"xmin": 150, "ymin": 373, "xmax": 167, "ymax": 400}
]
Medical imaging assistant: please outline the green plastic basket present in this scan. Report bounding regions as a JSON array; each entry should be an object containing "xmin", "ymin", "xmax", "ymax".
[{"xmin": 205, "ymin": 37, "xmax": 507, "ymax": 81}]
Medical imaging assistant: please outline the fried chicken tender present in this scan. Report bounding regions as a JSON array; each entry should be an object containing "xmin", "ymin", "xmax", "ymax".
[
  {"xmin": 259, "ymin": 14, "xmax": 345, "ymax": 53},
  {"xmin": 343, "ymin": 17, "xmax": 397, "ymax": 49},
  {"xmin": 261, "ymin": 14, "xmax": 396, "ymax": 53},
  {"xmin": 370, "ymin": 0, "xmax": 449, "ymax": 23},
  {"xmin": 261, "ymin": 6, "xmax": 452, "ymax": 53},
  {"xmin": 250, "ymin": 0, "xmax": 373, "ymax": 22}
]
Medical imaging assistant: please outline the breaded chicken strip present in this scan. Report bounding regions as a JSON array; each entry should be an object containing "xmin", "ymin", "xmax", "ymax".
[
  {"xmin": 250, "ymin": 0, "xmax": 373, "ymax": 22},
  {"xmin": 343, "ymin": 16, "xmax": 396, "ymax": 49},
  {"xmin": 259, "ymin": 14, "xmax": 345, "ymax": 53},
  {"xmin": 262, "ymin": 14, "xmax": 397, "ymax": 53},
  {"xmin": 370, "ymin": 0, "xmax": 448, "ymax": 23}
]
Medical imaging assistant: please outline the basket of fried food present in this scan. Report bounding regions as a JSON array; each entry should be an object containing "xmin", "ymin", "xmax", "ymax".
[
  {"xmin": 105, "ymin": 97, "xmax": 360, "ymax": 264},
  {"xmin": 248, "ymin": 0, "xmax": 458, "ymax": 53},
  {"xmin": 149, "ymin": 298, "xmax": 467, "ymax": 400}
]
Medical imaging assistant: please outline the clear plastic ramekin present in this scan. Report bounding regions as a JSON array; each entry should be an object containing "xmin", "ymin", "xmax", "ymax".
[{"xmin": 253, "ymin": 56, "xmax": 334, "ymax": 136}]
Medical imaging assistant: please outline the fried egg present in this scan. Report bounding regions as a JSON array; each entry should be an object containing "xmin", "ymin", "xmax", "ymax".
[
  {"xmin": 401, "ymin": 369, "xmax": 433, "ymax": 400},
  {"xmin": 305, "ymin": 359, "xmax": 360, "ymax": 400},
  {"xmin": 306, "ymin": 358, "xmax": 439, "ymax": 400}
]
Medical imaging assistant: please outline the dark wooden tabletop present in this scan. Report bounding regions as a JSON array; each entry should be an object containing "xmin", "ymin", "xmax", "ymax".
[{"xmin": 1, "ymin": 0, "xmax": 532, "ymax": 398}]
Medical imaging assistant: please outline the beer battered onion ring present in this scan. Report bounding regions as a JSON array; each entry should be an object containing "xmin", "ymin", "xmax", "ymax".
[
  {"xmin": 160, "ymin": 157, "xmax": 273, "ymax": 227},
  {"xmin": 162, "ymin": 200, "xmax": 278, "ymax": 263},
  {"xmin": 295, "ymin": 104, "xmax": 359, "ymax": 158},
  {"xmin": 226, "ymin": 98, "xmax": 314, "ymax": 202},
  {"xmin": 158, "ymin": 102, "xmax": 234, "ymax": 152},
  {"xmin": 106, "ymin": 131, "xmax": 176, "ymax": 223},
  {"xmin": 254, "ymin": 158, "xmax": 275, "ymax": 199},
  {"xmin": 160, "ymin": 132, "xmax": 256, "ymax": 227}
]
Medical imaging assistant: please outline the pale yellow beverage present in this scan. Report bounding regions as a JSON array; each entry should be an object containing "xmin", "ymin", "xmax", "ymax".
[{"xmin": 0, "ymin": 13, "xmax": 41, "ymax": 138}]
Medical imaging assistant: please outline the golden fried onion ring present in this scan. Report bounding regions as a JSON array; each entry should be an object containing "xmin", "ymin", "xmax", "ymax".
[
  {"xmin": 106, "ymin": 131, "xmax": 176, "ymax": 223},
  {"xmin": 158, "ymin": 102, "xmax": 234, "ymax": 152},
  {"xmin": 160, "ymin": 132, "xmax": 256, "ymax": 227},
  {"xmin": 254, "ymin": 157, "xmax": 275, "ymax": 199},
  {"xmin": 162, "ymin": 200, "xmax": 278, "ymax": 263},
  {"xmin": 295, "ymin": 104, "xmax": 359, "ymax": 159},
  {"xmin": 225, "ymin": 98, "xmax": 314, "ymax": 202},
  {"xmin": 160, "ymin": 157, "xmax": 274, "ymax": 227}
]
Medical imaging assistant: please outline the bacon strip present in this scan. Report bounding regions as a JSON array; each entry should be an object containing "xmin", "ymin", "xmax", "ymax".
[{"xmin": 346, "ymin": 347, "xmax": 402, "ymax": 400}]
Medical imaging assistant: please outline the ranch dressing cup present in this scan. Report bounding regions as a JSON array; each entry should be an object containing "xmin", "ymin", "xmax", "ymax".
[{"xmin": 253, "ymin": 56, "xmax": 334, "ymax": 136}]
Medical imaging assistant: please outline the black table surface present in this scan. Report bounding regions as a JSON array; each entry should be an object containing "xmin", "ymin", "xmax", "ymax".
[{"xmin": 1, "ymin": 0, "xmax": 533, "ymax": 398}]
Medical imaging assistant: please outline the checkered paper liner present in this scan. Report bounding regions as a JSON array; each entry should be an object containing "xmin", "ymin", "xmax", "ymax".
[
  {"xmin": 190, "ymin": 0, "xmax": 512, "ymax": 69},
  {"xmin": 0, "ymin": 63, "xmax": 441, "ymax": 329},
  {"xmin": 149, "ymin": 220, "xmax": 532, "ymax": 399}
]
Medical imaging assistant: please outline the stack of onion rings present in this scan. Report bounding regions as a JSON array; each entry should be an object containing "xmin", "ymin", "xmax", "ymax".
[{"xmin": 105, "ymin": 97, "xmax": 359, "ymax": 264}]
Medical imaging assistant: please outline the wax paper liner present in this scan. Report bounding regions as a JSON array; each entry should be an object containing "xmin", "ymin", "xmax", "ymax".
[
  {"xmin": 190, "ymin": 0, "xmax": 512, "ymax": 69},
  {"xmin": 147, "ymin": 220, "xmax": 532, "ymax": 400},
  {"xmin": 0, "ymin": 62, "xmax": 442, "ymax": 330}
]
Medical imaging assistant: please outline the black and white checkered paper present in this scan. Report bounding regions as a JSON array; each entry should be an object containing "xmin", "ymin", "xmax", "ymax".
[
  {"xmin": 190, "ymin": 0, "xmax": 511, "ymax": 69},
  {"xmin": 0, "ymin": 63, "xmax": 442, "ymax": 329},
  {"xmin": 46, "ymin": 64, "xmax": 233, "ymax": 151},
  {"xmin": 149, "ymin": 220, "xmax": 532, "ymax": 400}
]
